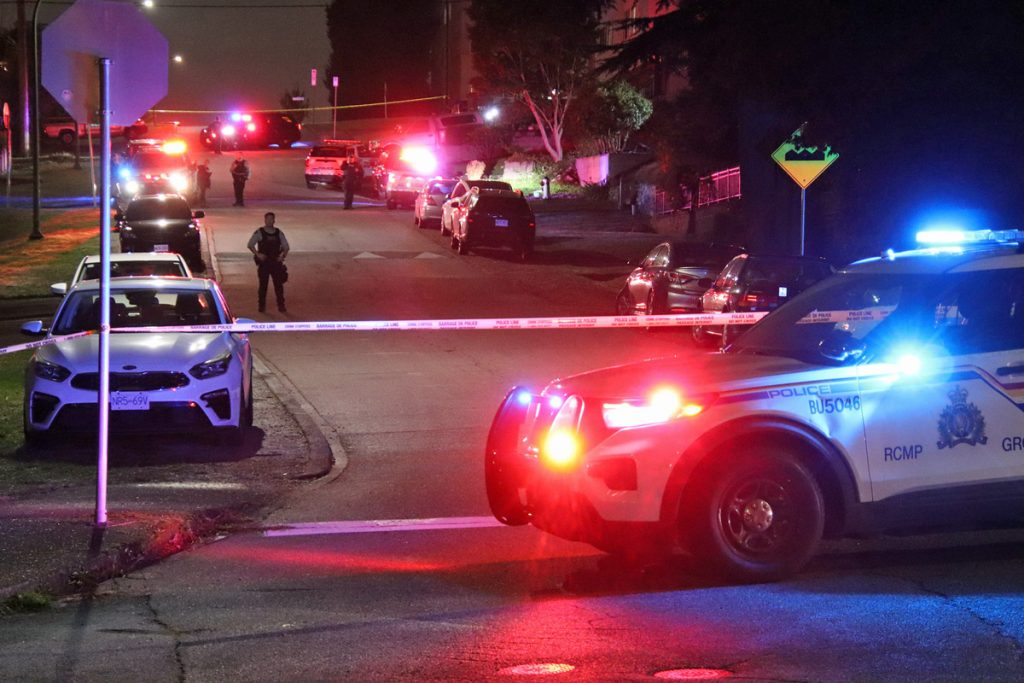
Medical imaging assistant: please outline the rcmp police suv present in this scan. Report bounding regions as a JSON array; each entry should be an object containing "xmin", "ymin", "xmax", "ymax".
[{"xmin": 486, "ymin": 229, "xmax": 1024, "ymax": 582}]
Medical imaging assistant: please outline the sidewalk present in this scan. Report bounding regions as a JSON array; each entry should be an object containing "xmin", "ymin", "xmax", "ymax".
[{"xmin": 0, "ymin": 356, "xmax": 335, "ymax": 604}]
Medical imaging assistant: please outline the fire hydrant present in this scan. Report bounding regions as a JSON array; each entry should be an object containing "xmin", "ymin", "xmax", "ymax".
[{"xmin": 541, "ymin": 176, "xmax": 551, "ymax": 200}]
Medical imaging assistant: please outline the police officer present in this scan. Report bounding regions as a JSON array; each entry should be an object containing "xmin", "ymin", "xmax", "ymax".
[
  {"xmin": 231, "ymin": 153, "xmax": 250, "ymax": 206},
  {"xmin": 195, "ymin": 159, "xmax": 212, "ymax": 206},
  {"xmin": 342, "ymin": 155, "xmax": 362, "ymax": 210},
  {"xmin": 247, "ymin": 212, "xmax": 290, "ymax": 313}
]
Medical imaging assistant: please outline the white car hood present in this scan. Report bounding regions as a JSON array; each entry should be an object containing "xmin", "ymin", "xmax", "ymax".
[
  {"xmin": 36, "ymin": 333, "xmax": 231, "ymax": 372},
  {"xmin": 546, "ymin": 351, "xmax": 851, "ymax": 400}
]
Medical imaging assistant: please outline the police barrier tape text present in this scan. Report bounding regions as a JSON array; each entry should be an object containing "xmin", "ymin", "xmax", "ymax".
[{"xmin": 0, "ymin": 309, "xmax": 893, "ymax": 357}]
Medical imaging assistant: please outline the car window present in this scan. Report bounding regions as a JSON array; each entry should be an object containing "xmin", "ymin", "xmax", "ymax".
[
  {"xmin": 80, "ymin": 261, "xmax": 187, "ymax": 281},
  {"xmin": 53, "ymin": 289, "xmax": 224, "ymax": 334},
  {"xmin": 641, "ymin": 245, "xmax": 662, "ymax": 268},
  {"xmin": 451, "ymin": 183, "xmax": 467, "ymax": 198},
  {"xmin": 469, "ymin": 180, "xmax": 513, "ymax": 191},
  {"xmin": 125, "ymin": 198, "xmax": 192, "ymax": 221},
  {"xmin": 716, "ymin": 257, "xmax": 745, "ymax": 287},
  {"xmin": 310, "ymin": 147, "xmax": 346, "ymax": 158},
  {"xmin": 650, "ymin": 245, "xmax": 670, "ymax": 268},
  {"xmin": 743, "ymin": 257, "xmax": 830, "ymax": 286},
  {"xmin": 670, "ymin": 244, "xmax": 743, "ymax": 269},
  {"xmin": 430, "ymin": 182, "xmax": 454, "ymax": 195},
  {"xmin": 473, "ymin": 196, "xmax": 530, "ymax": 214}
]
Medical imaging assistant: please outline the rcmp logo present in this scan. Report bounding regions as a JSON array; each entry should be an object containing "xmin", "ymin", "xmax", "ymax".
[{"xmin": 937, "ymin": 385, "xmax": 987, "ymax": 449}]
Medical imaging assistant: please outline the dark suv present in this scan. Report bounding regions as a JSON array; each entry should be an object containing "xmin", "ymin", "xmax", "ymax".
[
  {"xmin": 694, "ymin": 253, "xmax": 833, "ymax": 346},
  {"xmin": 451, "ymin": 189, "xmax": 536, "ymax": 261},
  {"xmin": 200, "ymin": 113, "xmax": 301, "ymax": 150},
  {"xmin": 117, "ymin": 194, "xmax": 204, "ymax": 268}
]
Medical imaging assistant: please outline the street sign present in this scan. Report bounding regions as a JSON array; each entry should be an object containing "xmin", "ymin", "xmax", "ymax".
[
  {"xmin": 771, "ymin": 124, "xmax": 839, "ymax": 189},
  {"xmin": 42, "ymin": 0, "xmax": 168, "ymax": 125}
]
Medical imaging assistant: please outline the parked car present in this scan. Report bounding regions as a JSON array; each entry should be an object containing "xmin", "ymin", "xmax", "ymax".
[
  {"xmin": 451, "ymin": 188, "xmax": 536, "ymax": 260},
  {"xmin": 693, "ymin": 253, "xmax": 833, "ymax": 346},
  {"xmin": 116, "ymin": 194, "xmax": 204, "ymax": 268},
  {"xmin": 50, "ymin": 252, "xmax": 192, "ymax": 296},
  {"xmin": 484, "ymin": 230, "xmax": 1024, "ymax": 581},
  {"xmin": 440, "ymin": 178, "xmax": 514, "ymax": 235},
  {"xmin": 43, "ymin": 118, "xmax": 147, "ymax": 147},
  {"xmin": 413, "ymin": 178, "xmax": 457, "ymax": 228},
  {"xmin": 21, "ymin": 277, "xmax": 253, "ymax": 446},
  {"xmin": 616, "ymin": 241, "xmax": 747, "ymax": 316},
  {"xmin": 304, "ymin": 140, "xmax": 383, "ymax": 195}
]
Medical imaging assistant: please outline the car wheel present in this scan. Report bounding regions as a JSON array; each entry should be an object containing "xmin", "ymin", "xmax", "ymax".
[
  {"xmin": 615, "ymin": 289, "xmax": 635, "ymax": 316},
  {"xmin": 689, "ymin": 448, "xmax": 824, "ymax": 582},
  {"xmin": 457, "ymin": 236, "xmax": 469, "ymax": 255},
  {"xmin": 59, "ymin": 130, "xmax": 75, "ymax": 147},
  {"xmin": 516, "ymin": 240, "xmax": 533, "ymax": 262},
  {"xmin": 440, "ymin": 218, "xmax": 451, "ymax": 236},
  {"xmin": 306, "ymin": 181, "xmax": 316, "ymax": 190},
  {"xmin": 386, "ymin": 198, "xmax": 396, "ymax": 210},
  {"xmin": 450, "ymin": 233, "xmax": 459, "ymax": 251},
  {"xmin": 243, "ymin": 379, "xmax": 254, "ymax": 428}
]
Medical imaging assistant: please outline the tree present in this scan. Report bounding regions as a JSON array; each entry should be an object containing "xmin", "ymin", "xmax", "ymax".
[
  {"xmin": 584, "ymin": 80, "xmax": 653, "ymax": 153},
  {"xmin": 279, "ymin": 88, "xmax": 307, "ymax": 125},
  {"xmin": 468, "ymin": 0, "xmax": 611, "ymax": 162}
]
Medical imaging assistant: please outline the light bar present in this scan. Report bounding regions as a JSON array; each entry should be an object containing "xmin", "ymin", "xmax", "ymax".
[{"xmin": 916, "ymin": 228, "xmax": 1024, "ymax": 245}]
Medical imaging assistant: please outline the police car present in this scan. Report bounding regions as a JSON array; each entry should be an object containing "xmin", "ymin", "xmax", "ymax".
[{"xmin": 486, "ymin": 229, "xmax": 1024, "ymax": 582}]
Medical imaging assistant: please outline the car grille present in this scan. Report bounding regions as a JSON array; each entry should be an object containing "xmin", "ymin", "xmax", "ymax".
[
  {"xmin": 71, "ymin": 371, "xmax": 190, "ymax": 391},
  {"xmin": 53, "ymin": 402, "xmax": 210, "ymax": 432}
]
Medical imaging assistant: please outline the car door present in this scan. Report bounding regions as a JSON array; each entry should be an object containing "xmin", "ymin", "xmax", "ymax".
[
  {"xmin": 702, "ymin": 256, "xmax": 744, "ymax": 314},
  {"xmin": 860, "ymin": 267, "xmax": 1024, "ymax": 501},
  {"xmin": 443, "ymin": 182, "xmax": 468, "ymax": 231},
  {"xmin": 627, "ymin": 244, "xmax": 667, "ymax": 308}
]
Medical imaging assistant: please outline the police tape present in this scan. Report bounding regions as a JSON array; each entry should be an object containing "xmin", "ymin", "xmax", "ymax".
[{"xmin": 0, "ymin": 308, "xmax": 894, "ymax": 357}]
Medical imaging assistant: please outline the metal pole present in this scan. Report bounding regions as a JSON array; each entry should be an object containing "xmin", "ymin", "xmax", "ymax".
[
  {"xmin": 17, "ymin": 0, "xmax": 30, "ymax": 156},
  {"xmin": 800, "ymin": 186, "xmax": 806, "ymax": 256},
  {"xmin": 30, "ymin": 0, "xmax": 43, "ymax": 239},
  {"xmin": 96, "ymin": 57, "xmax": 111, "ymax": 528},
  {"xmin": 332, "ymin": 83, "xmax": 337, "ymax": 139}
]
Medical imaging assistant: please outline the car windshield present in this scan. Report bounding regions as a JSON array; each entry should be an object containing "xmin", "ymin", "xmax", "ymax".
[
  {"xmin": 671, "ymin": 245, "xmax": 743, "ymax": 269},
  {"xmin": 727, "ymin": 269, "xmax": 1024, "ymax": 365},
  {"xmin": 133, "ymin": 152, "xmax": 184, "ymax": 172},
  {"xmin": 311, "ymin": 146, "xmax": 346, "ymax": 158},
  {"xmin": 53, "ymin": 288, "xmax": 224, "ymax": 334},
  {"xmin": 125, "ymin": 197, "xmax": 191, "ymax": 221},
  {"xmin": 742, "ymin": 257, "xmax": 831, "ymax": 284},
  {"xmin": 79, "ymin": 261, "xmax": 187, "ymax": 281},
  {"xmin": 474, "ymin": 196, "xmax": 529, "ymax": 214},
  {"xmin": 470, "ymin": 181, "xmax": 512, "ymax": 191},
  {"xmin": 429, "ymin": 182, "xmax": 454, "ymax": 195}
]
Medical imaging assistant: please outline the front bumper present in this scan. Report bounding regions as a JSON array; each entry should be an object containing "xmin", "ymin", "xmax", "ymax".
[{"xmin": 119, "ymin": 230, "xmax": 200, "ymax": 254}]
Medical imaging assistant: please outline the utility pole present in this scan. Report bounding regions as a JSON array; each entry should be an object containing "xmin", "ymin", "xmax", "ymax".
[{"xmin": 17, "ymin": 0, "xmax": 30, "ymax": 156}]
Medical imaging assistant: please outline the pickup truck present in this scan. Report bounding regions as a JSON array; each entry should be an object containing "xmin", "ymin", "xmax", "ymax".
[{"xmin": 43, "ymin": 119, "xmax": 148, "ymax": 147}]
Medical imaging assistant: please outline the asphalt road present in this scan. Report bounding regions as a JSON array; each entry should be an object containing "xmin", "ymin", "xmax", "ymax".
[{"xmin": 3, "ymin": 149, "xmax": 1024, "ymax": 682}]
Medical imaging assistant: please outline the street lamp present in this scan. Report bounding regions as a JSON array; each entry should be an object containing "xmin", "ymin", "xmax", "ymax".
[
  {"xmin": 142, "ymin": 0, "xmax": 155, "ymax": 9},
  {"xmin": 173, "ymin": 54, "xmax": 183, "ymax": 64}
]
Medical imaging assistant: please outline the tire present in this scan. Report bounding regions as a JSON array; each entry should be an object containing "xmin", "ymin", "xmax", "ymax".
[
  {"xmin": 516, "ymin": 240, "xmax": 533, "ymax": 262},
  {"xmin": 242, "ymin": 379, "xmax": 254, "ymax": 428},
  {"xmin": 440, "ymin": 217, "xmax": 451, "ymax": 236},
  {"xmin": 306, "ymin": 181, "xmax": 316, "ymax": 190},
  {"xmin": 59, "ymin": 130, "xmax": 75, "ymax": 147},
  {"xmin": 688, "ymin": 448, "xmax": 824, "ymax": 582},
  {"xmin": 386, "ymin": 198, "xmax": 396, "ymax": 210},
  {"xmin": 484, "ymin": 390, "xmax": 531, "ymax": 526},
  {"xmin": 615, "ymin": 289, "xmax": 635, "ymax": 316},
  {"xmin": 450, "ymin": 233, "xmax": 459, "ymax": 251},
  {"xmin": 457, "ymin": 236, "xmax": 469, "ymax": 255}
]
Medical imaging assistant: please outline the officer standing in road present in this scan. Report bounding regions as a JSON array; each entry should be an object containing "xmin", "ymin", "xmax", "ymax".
[
  {"xmin": 213, "ymin": 115, "xmax": 224, "ymax": 155},
  {"xmin": 247, "ymin": 212, "xmax": 290, "ymax": 313},
  {"xmin": 342, "ymin": 155, "xmax": 362, "ymax": 210},
  {"xmin": 231, "ymin": 153, "xmax": 250, "ymax": 207},
  {"xmin": 196, "ymin": 159, "xmax": 212, "ymax": 206}
]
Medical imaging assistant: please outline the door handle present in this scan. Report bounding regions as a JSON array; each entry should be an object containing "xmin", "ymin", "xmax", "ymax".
[{"xmin": 996, "ymin": 364, "xmax": 1024, "ymax": 376}]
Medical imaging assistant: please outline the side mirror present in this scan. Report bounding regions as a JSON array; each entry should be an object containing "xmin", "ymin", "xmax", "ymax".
[
  {"xmin": 697, "ymin": 278, "xmax": 715, "ymax": 289},
  {"xmin": 50, "ymin": 282, "xmax": 68, "ymax": 297},
  {"xmin": 193, "ymin": 210, "xmax": 205, "ymax": 219},
  {"xmin": 21, "ymin": 321, "xmax": 46, "ymax": 336}
]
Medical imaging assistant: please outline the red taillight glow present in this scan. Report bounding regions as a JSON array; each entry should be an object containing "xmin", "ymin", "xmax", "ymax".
[
  {"xmin": 162, "ymin": 139, "xmax": 187, "ymax": 155},
  {"xmin": 246, "ymin": 122, "xmax": 256, "ymax": 132}
]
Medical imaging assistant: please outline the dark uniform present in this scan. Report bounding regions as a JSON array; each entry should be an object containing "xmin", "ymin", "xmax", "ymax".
[
  {"xmin": 342, "ymin": 157, "xmax": 362, "ymax": 210},
  {"xmin": 247, "ymin": 214, "xmax": 290, "ymax": 312},
  {"xmin": 231, "ymin": 156, "xmax": 250, "ymax": 206}
]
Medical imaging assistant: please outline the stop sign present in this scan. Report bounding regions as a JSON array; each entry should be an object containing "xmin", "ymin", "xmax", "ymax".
[{"xmin": 42, "ymin": 0, "xmax": 167, "ymax": 125}]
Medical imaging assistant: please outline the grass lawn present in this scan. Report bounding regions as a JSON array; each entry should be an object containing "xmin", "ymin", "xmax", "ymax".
[
  {"xmin": 6, "ymin": 154, "xmax": 100, "ymax": 198},
  {"xmin": 0, "ymin": 208, "xmax": 102, "ymax": 298}
]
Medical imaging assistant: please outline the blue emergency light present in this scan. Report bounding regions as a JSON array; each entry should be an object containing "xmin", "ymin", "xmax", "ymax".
[{"xmin": 916, "ymin": 228, "xmax": 1024, "ymax": 245}]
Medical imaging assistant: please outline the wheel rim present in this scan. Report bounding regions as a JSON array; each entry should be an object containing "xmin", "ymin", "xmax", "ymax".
[{"xmin": 718, "ymin": 474, "xmax": 798, "ymax": 558}]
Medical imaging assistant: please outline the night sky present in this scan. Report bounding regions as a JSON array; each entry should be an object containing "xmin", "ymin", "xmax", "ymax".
[{"xmin": 11, "ymin": 0, "xmax": 331, "ymax": 118}]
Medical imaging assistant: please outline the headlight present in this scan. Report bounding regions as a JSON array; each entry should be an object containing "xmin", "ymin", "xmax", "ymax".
[
  {"xmin": 169, "ymin": 172, "xmax": 188, "ymax": 192},
  {"xmin": 602, "ymin": 387, "xmax": 708, "ymax": 429},
  {"xmin": 125, "ymin": 179, "xmax": 140, "ymax": 195},
  {"xmin": 189, "ymin": 353, "xmax": 232, "ymax": 379},
  {"xmin": 34, "ymin": 360, "xmax": 71, "ymax": 382}
]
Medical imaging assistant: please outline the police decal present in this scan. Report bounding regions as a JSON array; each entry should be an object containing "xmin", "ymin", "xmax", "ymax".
[{"xmin": 937, "ymin": 385, "xmax": 987, "ymax": 449}]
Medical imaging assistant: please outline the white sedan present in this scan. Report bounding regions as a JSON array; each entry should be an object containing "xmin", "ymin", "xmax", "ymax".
[
  {"xmin": 50, "ymin": 252, "xmax": 192, "ymax": 296},
  {"xmin": 22, "ymin": 277, "xmax": 253, "ymax": 446}
]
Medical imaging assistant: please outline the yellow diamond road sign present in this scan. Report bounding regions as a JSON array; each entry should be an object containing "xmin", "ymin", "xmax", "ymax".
[{"xmin": 772, "ymin": 124, "xmax": 839, "ymax": 189}]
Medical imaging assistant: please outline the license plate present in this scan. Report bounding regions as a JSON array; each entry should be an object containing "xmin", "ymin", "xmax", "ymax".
[
  {"xmin": 495, "ymin": 218, "xmax": 509, "ymax": 227},
  {"xmin": 154, "ymin": 244, "xmax": 169, "ymax": 253},
  {"xmin": 111, "ymin": 392, "xmax": 149, "ymax": 411}
]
